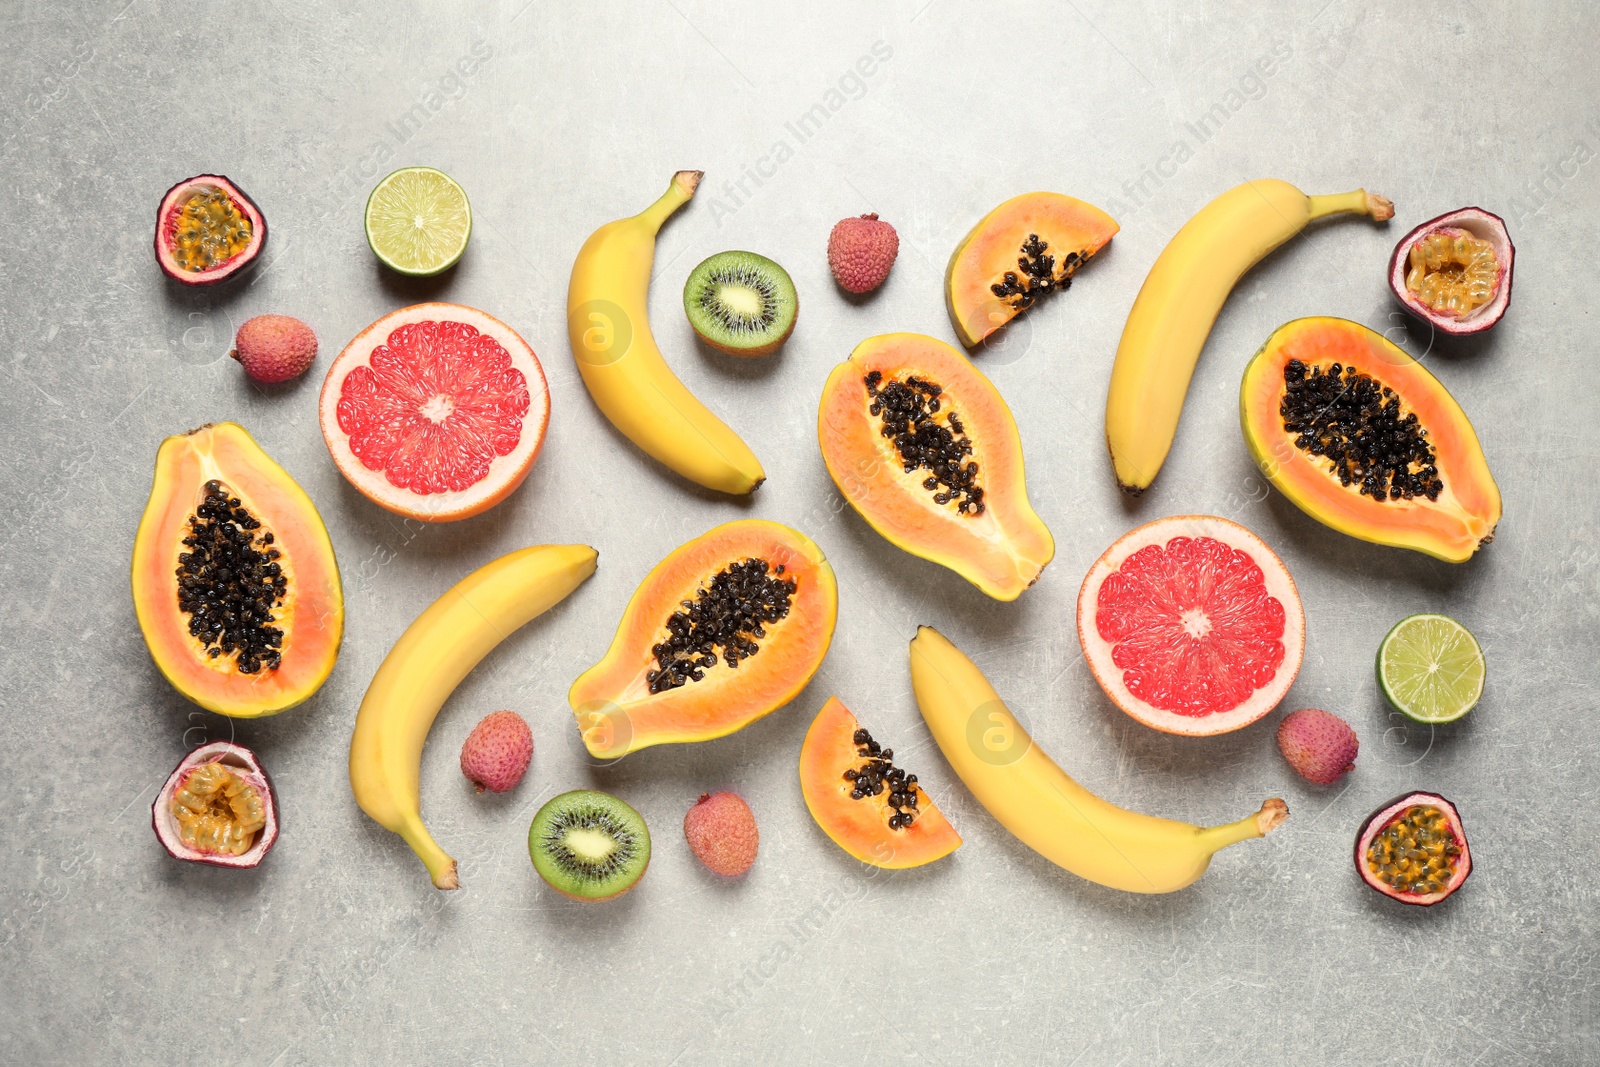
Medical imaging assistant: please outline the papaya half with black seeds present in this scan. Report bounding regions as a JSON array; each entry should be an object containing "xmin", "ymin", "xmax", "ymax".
[
  {"xmin": 568, "ymin": 520, "xmax": 836, "ymax": 759},
  {"xmin": 1240, "ymin": 317, "xmax": 1500, "ymax": 562},
  {"xmin": 818, "ymin": 333, "xmax": 1054, "ymax": 600},
  {"xmin": 945, "ymin": 192, "xmax": 1118, "ymax": 347},
  {"xmin": 131, "ymin": 422, "xmax": 343, "ymax": 717}
]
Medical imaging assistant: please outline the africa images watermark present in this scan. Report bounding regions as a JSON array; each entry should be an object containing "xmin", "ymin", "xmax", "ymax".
[
  {"xmin": 705, "ymin": 39, "xmax": 894, "ymax": 226},
  {"xmin": 326, "ymin": 40, "xmax": 494, "ymax": 207},
  {"xmin": 699, "ymin": 868, "xmax": 886, "ymax": 1027},
  {"xmin": 1505, "ymin": 117, "xmax": 1600, "ymax": 225},
  {"xmin": 1103, "ymin": 41, "xmax": 1294, "ymax": 219}
]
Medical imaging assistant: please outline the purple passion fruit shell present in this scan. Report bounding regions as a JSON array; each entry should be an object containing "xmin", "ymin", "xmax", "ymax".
[
  {"xmin": 152, "ymin": 741, "xmax": 279, "ymax": 869},
  {"xmin": 154, "ymin": 175, "xmax": 267, "ymax": 286},
  {"xmin": 1387, "ymin": 207, "xmax": 1512, "ymax": 335},
  {"xmin": 1354, "ymin": 791, "xmax": 1470, "ymax": 906}
]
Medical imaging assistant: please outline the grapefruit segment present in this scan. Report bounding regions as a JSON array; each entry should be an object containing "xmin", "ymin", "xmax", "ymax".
[
  {"xmin": 320, "ymin": 303, "xmax": 549, "ymax": 522},
  {"xmin": 1077, "ymin": 515, "xmax": 1304, "ymax": 736}
]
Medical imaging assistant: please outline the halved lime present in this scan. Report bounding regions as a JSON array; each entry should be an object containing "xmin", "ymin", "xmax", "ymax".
[
  {"xmin": 364, "ymin": 167, "xmax": 471, "ymax": 275},
  {"xmin": 1376, "ymin": 614, "xmax": 1485, "ymax": 724}
]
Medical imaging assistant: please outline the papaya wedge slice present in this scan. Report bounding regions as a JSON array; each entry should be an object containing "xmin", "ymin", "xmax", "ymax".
[
  {"xmin": 1240, "ymin": 317, "xmax": 1500, "ymax": 562},
  {"xmin": 946, "ymin": 192, "xmax": 1118, "ymax": 347},
  {"xmin": 799, "ymin": 697, "xmax": 961, "ymax": 869}
]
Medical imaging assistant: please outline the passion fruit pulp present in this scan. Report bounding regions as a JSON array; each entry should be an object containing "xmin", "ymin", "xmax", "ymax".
[
  {"xmin": 152, "ymin": 741, "xmax": 278, "ymax": 869},
  {"xmin": 1354, "ymin": 791, "xmax": 1470, "ymax": 906},
  {"xmin": 1388, "ymin": 207, "xmax": 1512, "ymax": 335},
  {"xmin": 154, "ymin": 175, "xmax": 267, "ymax": 286}
]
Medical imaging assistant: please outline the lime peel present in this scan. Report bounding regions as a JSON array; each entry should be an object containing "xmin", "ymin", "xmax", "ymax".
[
  {"xmin": 1376, "ymin": 613, "xmax": 1484, "ymax": 724},
  {"xmin": 365, "ymin": 167, "xmax": 472, "ymax": 276}
]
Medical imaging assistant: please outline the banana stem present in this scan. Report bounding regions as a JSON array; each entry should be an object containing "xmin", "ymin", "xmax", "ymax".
[
  {"xmin": 635, "ymin": 170, "xmax": 703, "ymax": 233},
  {"xmin": 1307, "ymin": 189, "xmax": 1395, "ymax": 222},
  {"xmin": 399, "ymin": 818, "xmax": 460, "ymax": 890},
  {"xmin": 1194, "ymin": 798, "xmax": 1289, "ymax": 856}
]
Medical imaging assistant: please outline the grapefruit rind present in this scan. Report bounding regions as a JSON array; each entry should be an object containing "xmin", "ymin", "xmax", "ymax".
[
  {"xmin": 318, "ymin": 302, "xmax": 549, "ymax": 522},
  {"xmin": 1076, "ymin": 515, "xmax": 1305, "ymax": 737}
]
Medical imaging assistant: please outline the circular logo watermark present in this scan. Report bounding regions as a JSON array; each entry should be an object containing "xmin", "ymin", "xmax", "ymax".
[
  {"xmin": 171, "ymin": 294, "xmax": 236, "ymax": 367},
  {"xmin": 961, "ymin": 297, "xmax": 1033, "ymax": 368},
  {"xmin": 570, "ymin": 299, "xmax": 632, "ymax": 367},
  {"xmin": 964, "ymin": 698, "xmax": 1033, "ymax": 766},
  {"xmin": 1373, "ymin": 709, "xmax": 1434, "ymax": 768},
  {"xmin": 570, "ymin": 699, "xmax": 633, "ymax": 765},
  {"xmin": 1380, "ymin": 311, "xmax": 1436, "ymax": 366}
]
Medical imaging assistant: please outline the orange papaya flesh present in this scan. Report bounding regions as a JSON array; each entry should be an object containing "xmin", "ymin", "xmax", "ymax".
[
  {"xmin": 818, "ymin": 333, "xmax": 1053, "ymax": 600},
  {"xmin": 1240, "ymin": 317, "xmax": 1500, "ymax": 563},
  {"xmin": 946, "ymin": 192, "xmax": 1118, "ymax": 347},
  {"xmin": 131, "ymin": 423, "xmax": 343, "ymax": 717},
  {"xmin": 569, "ymin": 520, "xmax": 837, "ymax": 758},
  {"xmin": 799, "ymin": 697, "xmax": 961, "ymax": 870}
]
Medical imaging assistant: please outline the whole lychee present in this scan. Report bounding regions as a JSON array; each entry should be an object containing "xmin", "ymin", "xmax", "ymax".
[
  {"xmin": 1277, "ymin": 708, "xmax": 1359, "ymax": 785},
  {"xmin": 460, "ymin": 710, "xmax": 532, "ymax": 793},
  {"xmin": 828, "ymin": 213, "xmax": 898, "ymax": 294},
  {"xmin": 231, "ymin": 314, "xmax": 318, "ymax": 383},
  {"xmin": 683, "ymin": 791, "xmax": 758, "ymax": 876}
]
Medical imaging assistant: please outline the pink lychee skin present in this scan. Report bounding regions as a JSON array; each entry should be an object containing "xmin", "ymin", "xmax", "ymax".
[
  {"xmin": 231, "ymin": 314, "xmax": 318, "ymax": 383},
  {"xmin": 828, "ymin": 213, "xmax": 899, "ymax": 294},
  {"xmin": 683, "ymin": 791, "xmax": 758, "ymax": 876},
  {"xmin": 460, "ymin": 711, "xmax": 533, "ymax": 793},
  {"xmin": 1277, "ymin": 708, "xmax": 1359, "ymax": 785}
]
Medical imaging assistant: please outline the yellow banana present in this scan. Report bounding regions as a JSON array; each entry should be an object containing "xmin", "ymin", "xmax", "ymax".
[
  {"xmin": 1106, "ymin": 179, "xmax": 1393, "ymax": 493},
  {"xmin": 349, "ymin": 544, "xmax": 597, "ymax": 889},
  {"xmin": 909, "ymin": 626, "xmax": 1286, "ymax": 894},
  {"xmin": 567, "ymin": 170, "xmax": 765, "ymax": 494}
]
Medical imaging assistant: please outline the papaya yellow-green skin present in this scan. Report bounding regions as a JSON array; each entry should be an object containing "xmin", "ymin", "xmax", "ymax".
[
  {"xmin": 568, "ymin": 520, "xmax": 837, "ymax": 758},
  {"xmin": 818, "ymin": 333, "xmax": 1053, "ymax": 600},
  {"xmin": 945, "ymin": 193, "xmax": 1118, "ymax": 347},
  {"xmin": 1240, "ymin": 317, "xmax": 1500, "ymax": 562},
  {"xmin": 131, "ymin": 422, "xmax": 343, "ymax": 717}
]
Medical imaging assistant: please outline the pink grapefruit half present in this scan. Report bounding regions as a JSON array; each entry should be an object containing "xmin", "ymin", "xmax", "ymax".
[
  {"xmin": 1076, "ymin": 515, "xmax": 1304, "ymax": 736},
  {"xmin": 320, "ymin": 303, "xmax": 549, "ymax": 522}
]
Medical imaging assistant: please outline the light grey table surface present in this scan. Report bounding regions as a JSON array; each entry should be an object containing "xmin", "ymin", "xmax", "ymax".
[{"xmin": 3, "ymin": 2, "xmax": 1596, "ymax": 1064}]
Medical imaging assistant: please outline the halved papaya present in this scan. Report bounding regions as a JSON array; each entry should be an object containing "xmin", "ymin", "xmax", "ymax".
[
  {"xmin": 799, "ymin": 697, "xmax": 961, "ymax": 869},
  {"xmin": 818, "ymin": 333, "xmax": 1053, "ymax": 600},
  {"xmin": 132, "ymin": 423, "xmax": 343, "ymax": 717},
  {"xmin": 946, "ymin": 192, "xmax": 1118, "ymax": 347},
  {"xmin": 1240, "ymin": 317, "xmax": 1501, "ymax": 562},
  {"xmin": 569, "ymin": 520, "xmax": 836, "ymax": 758}
]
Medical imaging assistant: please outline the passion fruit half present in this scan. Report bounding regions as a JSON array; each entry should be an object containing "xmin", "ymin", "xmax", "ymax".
[
  {"xmin": 1388, "ymin": 207, "xmax": 1512, "ymax": 335},
  {"xmin": 1354, "ymin": 791, "xmax": 1470, "ymax": 906},
  {"xmin": 152, "ymin": 741, "xmax": 279, "ymax": 869},
  {"xmin": 154, "ymin": 175, "xmax": 267, "ymax": 286}
]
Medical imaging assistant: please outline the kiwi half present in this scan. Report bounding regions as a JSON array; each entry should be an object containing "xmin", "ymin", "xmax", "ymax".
[
  {"xmin": 683, "ymin": 250, "xmax": 798, "ymax": 356},
  {"xmin": 529, "ymin": 790, "xmax": 651, "ymax": 902}
]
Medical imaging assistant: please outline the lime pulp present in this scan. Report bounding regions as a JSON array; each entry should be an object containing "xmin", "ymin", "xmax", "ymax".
[
  {"xmin": 364, "ymin": 166, "xmax": 471, "ymax": 276},
  {"xmin": 1376, "ymin": 613, "xmax": 1485, "ymax": 724}
]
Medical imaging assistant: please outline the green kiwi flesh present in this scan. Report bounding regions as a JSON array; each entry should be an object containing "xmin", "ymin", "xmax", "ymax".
[
  {"xmin": 682, "ymin": 250, "xmax": 798, "ymax": 356},
  {"xmin": 528, "ymin": 790, "xmax": 651, "ymax": 902}
]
